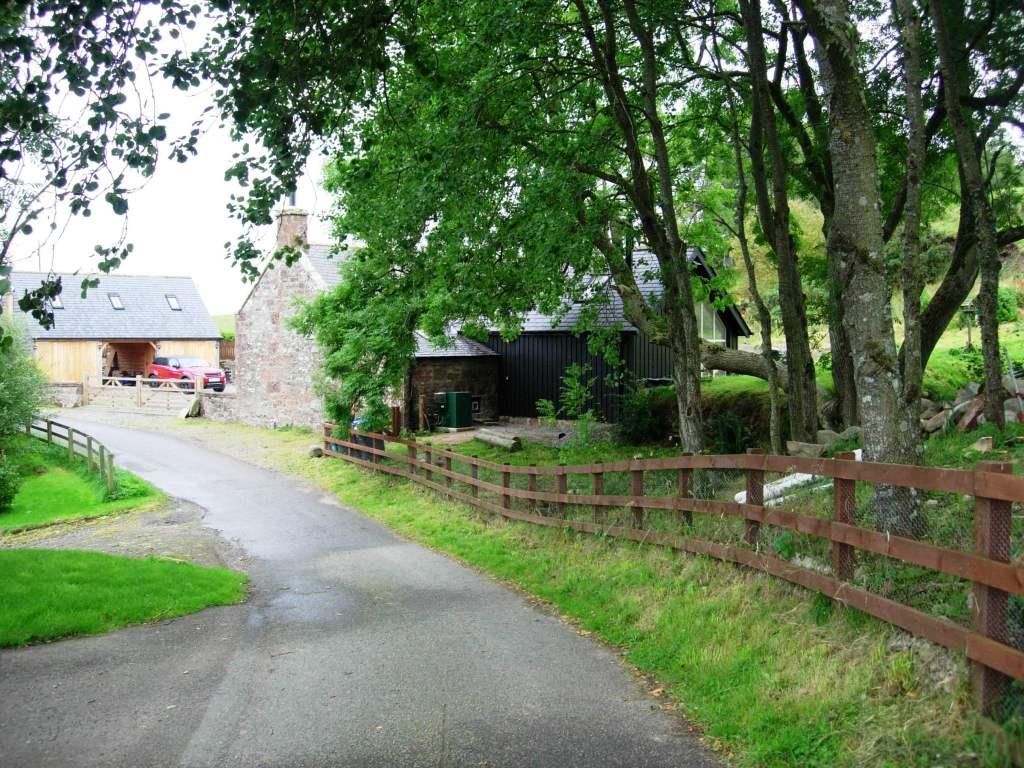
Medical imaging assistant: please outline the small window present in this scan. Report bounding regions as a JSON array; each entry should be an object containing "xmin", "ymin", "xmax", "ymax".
[
  {"xmin": 51, "ymin": 295, "xmax": 63, "ymax": 309},
  {"xmin": 165, "ymin": 294, "xmax": 181, "ymax": 311},
  {"xmin": 108, "ymin": 293, "xmax": 124, "ymax": 310}
]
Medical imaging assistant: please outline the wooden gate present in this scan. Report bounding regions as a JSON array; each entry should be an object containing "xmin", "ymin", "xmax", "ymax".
[{"xmin": 85, "ymin": 376, "xmax": 196, "ymax": 414}]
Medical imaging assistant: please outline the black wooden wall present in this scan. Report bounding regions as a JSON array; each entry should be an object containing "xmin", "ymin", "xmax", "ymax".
[{"xmin": 486, "ymin": 327, "xmax": 740, "ymax": 420}]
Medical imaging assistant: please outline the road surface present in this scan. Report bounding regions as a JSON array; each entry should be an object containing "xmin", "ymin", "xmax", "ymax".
[{"xmin": 0, "ymin": 414, "xmax": 717, "ymax": 767}]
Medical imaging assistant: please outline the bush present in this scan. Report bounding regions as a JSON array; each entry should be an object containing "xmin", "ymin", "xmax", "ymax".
[
  {"xmin": 617, "ymin": 385, "xmax": 661, "ymax": 444},
  {"xmin": 0, "ymin": 454, "xmax": 21, "ymax": 513},
  {"xmin": 998, "ymin": 287, "xmax": 1018, "ymax": 323},
  {"xmin": 704, "ymin": 410, "xmax": 752, "ymax": 454}
]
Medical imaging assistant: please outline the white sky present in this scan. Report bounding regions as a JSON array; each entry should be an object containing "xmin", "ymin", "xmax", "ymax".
[{"xmin": 7, "ymin": 25, "xmax": 334, "ymax": 317}]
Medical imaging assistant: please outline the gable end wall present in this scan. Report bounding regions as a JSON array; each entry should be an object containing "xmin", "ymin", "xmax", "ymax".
[{"xmin": 236, "ymin": 263, "xmax": 325, "ymax": 429}]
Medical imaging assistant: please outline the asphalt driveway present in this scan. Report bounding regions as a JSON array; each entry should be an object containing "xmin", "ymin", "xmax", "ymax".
[{"xmin": 0, "ymin": 415, "xmax": 717, "ymax": 768}]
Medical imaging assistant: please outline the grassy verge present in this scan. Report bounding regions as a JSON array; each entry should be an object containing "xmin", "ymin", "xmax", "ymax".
[
  {"xmin": 1, "ymin": 436, "xmax": 162, "ymax": 533},
  {"xmin": 173, "ymin": 420, "xmax": 1020, "ymax": 767},
  {"xmin": 0, "ymin": 549, "xmax": 247, "ymax": 646}
]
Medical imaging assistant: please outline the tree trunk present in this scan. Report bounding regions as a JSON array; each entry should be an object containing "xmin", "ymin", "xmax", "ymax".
[
  {"xmin": 797, "ymin": 0, "xmax": 921, "ymax": 534},
  {"xmin": 930, "ymin": 0, "xmax": 1005, "ymax": 427},
  {"xmin": 729, "ymin": 101, "xmax": 784, "ymax": 454},
  {"xmin": 827, "ymin": 265, "xmax": 860, "ymax": 428},
  {"xmin": 740, "ymin": 0, "xmax": 818, "ymax": 443},
  {"xmin": 894, "ymin": 0, "xmax": 926, "ymax": 463}
]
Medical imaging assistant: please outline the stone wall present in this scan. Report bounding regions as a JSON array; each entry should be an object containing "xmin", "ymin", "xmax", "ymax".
[
  {"xmin": 407, "ymin": 357, "xmax": 500, "ymax": 428},
  {"xmin": 200, "ymin": 391, "xmax": 238, "ymax": 422},
  {"xmin": 44, "ymin": 382, "xmax": 83, "ymax": 408},
  {"xmin": 235, "ymin": 262, "xmax": 326, "ymax": 429}
]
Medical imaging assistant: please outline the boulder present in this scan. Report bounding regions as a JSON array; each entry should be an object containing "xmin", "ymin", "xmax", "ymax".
[
  {"xmin": 787, "ymin": 440, "xmax": 827, "ymax": 458},
  {"xmin": 970, "ymin": 436, "xmax": 993, "ymax": 453},
  {"xmin": 837, "ymin": 425, "xmax": 862, "ymax": 442},
  {"xmin": 921, "ymin": 410, "xmax": 949, "ymax": 434},
  {"xmin": 919, "ymin": 397, "xmax": 937, "ymax": 417},
  {"xmin": 955, "ymin": 397, "xmax": 985, "ymax": 432},
  {"xmin": 1003, "ymin": 374, "xmax": 1020, "ymax": 394},
  {"xmin": 1007, "ymin": 411, "xmax": 1020, "ymax": 426},
  {"xmin": 1005, "ymin": 397, "xmax": 1023, "ymax": 415},
  {"xmin": 309, "ymin": 445, "xmax": 324, "ymax": 458},
  {"xmin": 955, "ymin": 382, "xmax": 981, "ymax": 406},
  {"xmin": 816, "ymin": 429, "xmax": 841, "ymax": 448}
]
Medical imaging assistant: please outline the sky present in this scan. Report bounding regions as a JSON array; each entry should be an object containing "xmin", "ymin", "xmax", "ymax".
[{"xmin": 7, "ymin": 31, "xmax": 334, "ymax": 317}]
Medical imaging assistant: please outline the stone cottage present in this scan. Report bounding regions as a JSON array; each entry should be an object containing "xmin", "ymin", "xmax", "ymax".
[
  {"xmin": 236, "ymin": 209, "xmax": 498, "ymax": 430},
  {"xmin": 235, "ymin": 209, "xmax": 343, "ymax": 428}
]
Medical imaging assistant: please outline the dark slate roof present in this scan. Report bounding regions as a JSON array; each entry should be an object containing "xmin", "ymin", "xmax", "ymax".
[
  {"xmin": 307, "ymin": 244, "xmax": 344, "ymax": 288},
  {"xmin": 516, "ymin": 248, "xmax": 751, "ymax": 337},
  {"xmin": 414, "ymin": 331, "xmax": 498, "ymax": 358},
  {"xmin": 7, "ymin": 272, "xmax": 220, "ymax": 340}
]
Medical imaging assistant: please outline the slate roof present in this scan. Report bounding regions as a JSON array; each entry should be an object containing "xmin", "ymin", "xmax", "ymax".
[
  {"xmin": 7, "ymin": 272, "xmax": 220, "ymax": 340},
  {"xmin": 515, "ymin": 248, "xmax": 751, "ymax": 336},
  {"xmin": 414, "ymin": 331, "xmax": 498, "ymax": 358},
  {"xmin": 306, "ymin": 244, "xmax": 344, "ymax": 288}
]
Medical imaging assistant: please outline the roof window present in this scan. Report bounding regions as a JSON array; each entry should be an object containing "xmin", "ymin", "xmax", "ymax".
[
  {"xmin": 165, "ymin": 294, "xmax": 181, "ymax": 311},
  {"xmin": 108, "ymin": 293, "xmax": 124, "ymax": 310}
]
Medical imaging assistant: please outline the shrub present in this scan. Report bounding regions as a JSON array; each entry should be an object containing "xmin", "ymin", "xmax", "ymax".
[
  {"xmin": 998, "ymin": 287, "xmax": 1018, "ymax": 323},
  {"xmin": 704, "ymin": 410, "xmax": 751, "ymax": 454},
  {"xmin": 617, "ymin": 385, "xmax": 661, "ymax": 444},
  {"xmin": 0, "ymin": 454, "xmax": 20, "ymax": 513},
  {"xmin": 536, "ymin": 398, "xmax": 557, "ymax": 425}
]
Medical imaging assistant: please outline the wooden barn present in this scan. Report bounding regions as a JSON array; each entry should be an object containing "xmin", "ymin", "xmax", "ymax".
[
  {"xmin": 4, "ymin": 272, "xmax": 221, "ymax": 385},
  {"xmin": 484, "ymin": 248, "xmax": 751, "ymax": 420}
]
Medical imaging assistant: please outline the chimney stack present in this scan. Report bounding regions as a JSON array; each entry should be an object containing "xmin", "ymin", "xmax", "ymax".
[{"xmin": 276, "ymin": 207, "xmax": 309, "ymax": 250}]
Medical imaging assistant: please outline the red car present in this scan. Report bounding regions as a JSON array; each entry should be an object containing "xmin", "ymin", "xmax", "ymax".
[{"xmin": 148, "ymin": 356, "xmax": 227, "ymax": 391}]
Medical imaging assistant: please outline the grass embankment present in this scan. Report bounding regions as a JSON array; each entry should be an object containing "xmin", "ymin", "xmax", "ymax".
[
  {"xmin": 176, "ymin": 420, "xmax": 1020, "ymax": 767},
  {"xmin": 1, "ymin": 435, "xmax": 247, "ymax": 646},
  {"xmin": 0, "ymin": 436, "xmax": 162, "ymax": 532},
  {"xmin": 0, "ymin": 549, "xmax": 247, "ymax": 647}
]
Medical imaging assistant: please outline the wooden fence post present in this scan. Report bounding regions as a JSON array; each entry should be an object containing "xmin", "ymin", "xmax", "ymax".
[
  {"xmin": 45, "ymin": 419, "xmax": 53, "ymax": 444},
  {"xmin": 556, "ymin": 464, "xmax": 567, "ymax": 518},
  {"xmin": 391, "ymin": 406, "xmax": 402, "ymax": 436},
  {"xmin": 407, "ymin": 443, "xmax": 417, "ymax": 476},
  {"xmin": 631, "ymin": 467, "xmax": 645, "ymax": 529},
  {"xmin": 86, "ymin": 435, "xmax": 94, "ymax": 470},
  {"xmin": 105, "ymin": 451, "xmax": 116, "ymax": 493},
  {"xmin": 592, "ymin": 465, "xmax": 604, "ymax": 524},
  {"xmin": 832, "ymin": 451, "xmax": 857, "ymax": 581},
  {"xmin": 444, "ymin": 454, "xmax": 453, "ymax": 490},
  {"xmin": 424, "ymin": 447, "xmax": 433, "ymax": 483},
  {"xmin": 136, "ymin": 375, "xmax": 144, "ymax": 407},
  {"xmin": 678, "ymin": 452, "xmax": 693, "ymax": 527},
  {"xmin": 471, "ymin": 456, "xmax": 479, "ymax": 498},
  {"xmin": 528, "ymin": 465, "xmax": 538, "ymax": 513},
  {"xmin": 745, "ymin": 448, "xmax": 765, "ymax": 546},
  {"xmin": 972, "ymin": 460, "xmax": 1013, "ymax": 715},
  {"xmin": 67, "ymin": 428, "xmax": 75, "ymax": 460},
  {"xmin": 502, "ymin": 463, "xmax": 511, "ymax": 510}
]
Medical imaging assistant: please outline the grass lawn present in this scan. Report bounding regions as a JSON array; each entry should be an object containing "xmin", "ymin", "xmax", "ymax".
[
  {"xmin": 0, "ymin": 549, "xmax": 247, "ymax": 646},
  {"xmin": 1, "ymin": 438, "xmax": 161, "ymax": 533},
  {"xmin": 174, "ymin": 420, "xmax": 1022, "ymax": 767}
]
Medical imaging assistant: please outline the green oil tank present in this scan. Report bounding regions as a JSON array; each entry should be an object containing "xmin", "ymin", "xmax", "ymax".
[{"xmin": 446, "ymin": 391, "xmax": 473, "ymax": 428}]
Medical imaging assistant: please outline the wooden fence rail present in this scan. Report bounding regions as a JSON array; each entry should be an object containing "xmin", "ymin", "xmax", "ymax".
[
  {"xmin": 323, "ymin": 424, "xmax": 1024, "ymax": 716},
  {"xmin": 23, "ymin": 417, "xmax": 117, "ymax": 493}
]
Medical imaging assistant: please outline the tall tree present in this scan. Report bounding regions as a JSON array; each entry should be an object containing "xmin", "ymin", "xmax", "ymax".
[{"xmin": 738, "ymin": 0, "xmax": 818, "ymax": 443}]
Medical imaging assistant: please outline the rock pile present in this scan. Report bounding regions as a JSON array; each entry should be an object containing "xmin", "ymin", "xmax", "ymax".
[{"xmin": 921, "ymin": 376, "xmax": 1024, "ymax": 435}]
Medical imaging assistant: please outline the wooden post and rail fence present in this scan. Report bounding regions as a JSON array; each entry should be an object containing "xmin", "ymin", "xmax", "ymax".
[
  {"xmin": 322, "ymin": 423, "xmax": 1024, "ymax": 717},
  {"xmin": 22, "ymin": 417, "xmax": 117, "ymax": 493}
]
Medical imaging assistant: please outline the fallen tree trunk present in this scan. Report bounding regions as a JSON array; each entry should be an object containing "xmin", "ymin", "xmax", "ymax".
[{"xmin": 476, "ymin": 429, "xmax": 522, "ymax": 452}]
